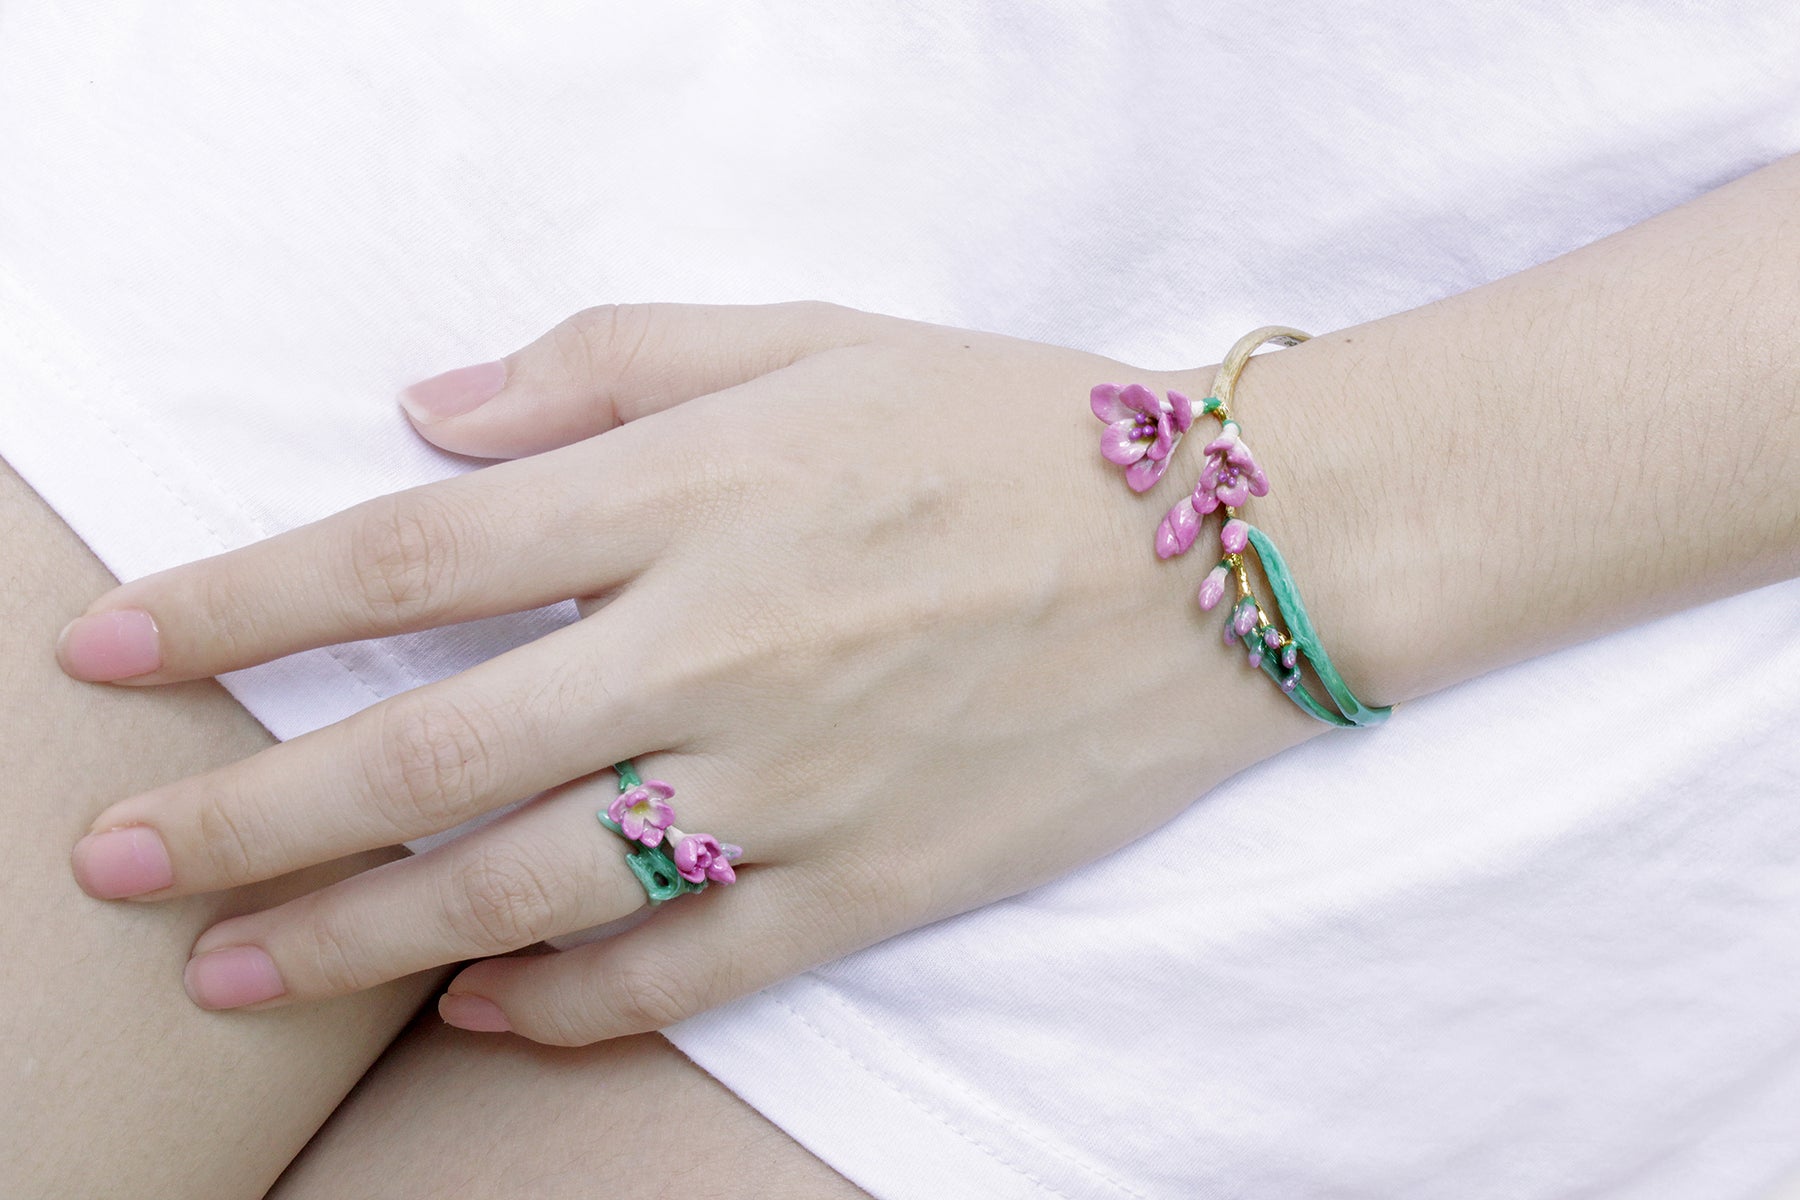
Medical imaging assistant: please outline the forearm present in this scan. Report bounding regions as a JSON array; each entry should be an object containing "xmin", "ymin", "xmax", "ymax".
[{"xmin": 1195, "ymin": 152, "xmax": 1800, "ymax": 708}]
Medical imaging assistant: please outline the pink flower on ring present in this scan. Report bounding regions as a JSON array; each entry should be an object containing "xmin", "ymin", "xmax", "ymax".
[
  {"xmin": 1092, "ymin": 384, "xmax": 1195, "ymax": 492},
  {"xmin": 672, "ymin": 833, "xmax": 744, "ymax": 884},
  {"xmin": 1192, "ymin": 422, "xmax": 1270, "ymax": 514},
  {"xmin": 607, "ymin": 781, "xmax": 676, "ymax": 847}
]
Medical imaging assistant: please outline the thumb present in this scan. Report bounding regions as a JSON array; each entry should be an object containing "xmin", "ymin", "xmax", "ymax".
[{"xmin": 397, "ymin": 300, "xmax": 881, "ymax": 459}]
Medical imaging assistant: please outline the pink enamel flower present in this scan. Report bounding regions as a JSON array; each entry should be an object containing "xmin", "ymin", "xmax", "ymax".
[
  {"xmin": 607, "ymin": 781, "xmax": 676, "ymax": 847},
  {"xmin": 1192, "ymin": 421, "xmax": 1270, "ymax": 514},
  {"xmin": 1092, "ymin": 384, "xmax": 1195, "ymax": 492},
  {"xmin": 672, "ymin": 833, "xmax": 744, "ymax": 884}
]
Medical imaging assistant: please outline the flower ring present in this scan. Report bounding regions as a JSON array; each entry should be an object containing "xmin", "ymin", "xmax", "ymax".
[{"xmin": 598, "ymin": 763, "xmax": 744, "ymax": 905}]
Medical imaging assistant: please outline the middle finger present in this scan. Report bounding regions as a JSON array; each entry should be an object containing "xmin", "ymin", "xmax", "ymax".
[{"xmin": 70, "ymin": 606, "xmax": 664, "ymax": 901}]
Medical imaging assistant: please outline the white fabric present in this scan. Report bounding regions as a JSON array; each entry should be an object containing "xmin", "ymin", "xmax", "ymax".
[{"xmin": 3, "ymin": 3, "xmax": 1799, "ymax": 1196}]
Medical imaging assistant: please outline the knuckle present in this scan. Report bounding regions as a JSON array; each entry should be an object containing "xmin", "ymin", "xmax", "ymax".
[
  {"xmin": 443, "ymin": 844, "xmax": 567, "ymax": 953},
  {"xmin": 184, "ymin": 568, "xmax": 267, "ymax": 668},
  {"xmin": 367, "ymin": 694, "xmax": 501, "ymax": 832},
  {"xmin": 191, "ymin": 787, "xmax": 275, "ymax": 886},
  {"xmin": 344, "ymin": 490, "xmax": 474, "ymax": 630},
  {"xmin": 524, "ymin": 982, "xmax": 603, "ymax": 1047},
  {"xmin": 607, "ymin": 956, "xmax": 702, "ymax": 1032},
  {"xmin": 780, "ymin": 298, "xmax": 850, "ymax": 336},
  {"xmin": 569, "ymin": 303, "xmax": 657, "ymax": 383},
  {"xmin": 300, "ymin": 907, "xmax": 384, "ymax": 995}
]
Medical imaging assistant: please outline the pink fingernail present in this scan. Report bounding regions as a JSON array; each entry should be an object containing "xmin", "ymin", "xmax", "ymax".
[
  {"xmin": 439, "ymin": 993, "xmax": 512, "ymax": 1033},
  {"xmin": 184, "ymin": 945, "xmax": 287, "ymax": 1009},
  {"xmin": 56, "ymin": 609, "xmax": 162, "ymax": 681},
  {"xmin": 71, "ymin": 825, "xmax": 173, "ymax": 898},
  {"xmin": 398, "ymin": 360, "xmax": 508, "ymax": 422}
]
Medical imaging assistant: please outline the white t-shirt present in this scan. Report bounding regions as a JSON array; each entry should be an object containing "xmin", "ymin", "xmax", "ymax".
[{"xmin": 3, "ymin": 4, "xmax": 1798, "ymax": 1197}]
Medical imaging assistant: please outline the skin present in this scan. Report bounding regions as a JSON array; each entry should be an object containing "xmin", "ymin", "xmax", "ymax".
[
  {"xmin": 51, "ymin": 153, "xmax": 1800, "ymax": 1055},
  {"xmin": 268, "ymin": 1020, "xmax": 870, "ymax": 1199},
  {"xmin": 0, "ymin": 453, "xmax": 437, "ymax": 1198}
]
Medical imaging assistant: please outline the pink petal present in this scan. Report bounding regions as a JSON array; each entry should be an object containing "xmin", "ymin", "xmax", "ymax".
[
  {"xmin": 1217, "ymin": 478, "xmax": 1250, "ymax": 507},
  {"xmin": 1221, "ymin": 517, "xmax": 1249, "ymax": 554},
  {"xmin": 1167, "ymin": 390, "xmax": 1195, "ymax": 434},
  {"xmin": 1246, "ymin": 467, "xmax": 1270, "ymax": 497},
  {"xmin": 1194, "ymin": 487, "xmax": 1221, "ymax": 515},
  {"xmin": 1224, "ymin": 442, "xmax": 1258, "ymax": 470},
  {"xmin": 619, "ymin": 810, "xmax": 646, "ymax": 839},
  {"xmin": 1201, "ymin": 434, "xmax": 1237, "ymax": 456},
  {"xmin": 643, "ymin": 780, "xmax": 675, "ymax": 799},
  {"xmin": 1090, "ymin": 384, "xmax": 1132, "ymax": 423},
  {"xmin": 671, "ymin": 838, "xmax": 704, "ymax": 882},
  {"xmin": 1155, "ymin": 497, "xmax": 1201, "ymax": 559},
  {"xmin": 1101, "ymin": 422, "xmax": 1150, "ymax": 465},
  {"xmin": 1119, "ymin": 383, "xmax": 1161, "ymax": 417},
  {"xmin": 1146, "ymin": 428, "xmax": 1173, "ymax": 461},
  {"xmin": 706, "ymin": 859, "xmax": 737, "ymax": 884},
  {"xmin": 1125, "ymin": 453, "xmax": 1168, "ymax": 492}
]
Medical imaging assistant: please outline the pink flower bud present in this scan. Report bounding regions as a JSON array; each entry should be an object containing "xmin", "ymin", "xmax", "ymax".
[
  {"xmin": 672, "ymin": 833, "xmax": 741, "ymax": 884},
  {"xmin": 1156, "ymin": 496, "xmax": 1201, "ymax": 559},
  {"xmin": 1221, "ymin": 518, "xmax": 1250, "ymax": 554},
  {"xmin": 1197, "ymin": 563, "xmax": 1229, "ymax": 610},
  {"xmin": 1232, "ymin": 599, "xmax": 1258, "ymax": 637}
]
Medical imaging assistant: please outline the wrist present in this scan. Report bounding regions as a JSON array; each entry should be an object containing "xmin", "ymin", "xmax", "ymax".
[
  {"xmin": 1154, "ymin": 335, "xmax": 1417, "ymax": 716},
  {"xmin": 1171, "ymin": 199, "xmax": 1800, "ymax": 713}
]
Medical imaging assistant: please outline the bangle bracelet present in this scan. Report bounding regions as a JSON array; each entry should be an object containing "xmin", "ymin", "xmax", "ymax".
[{"xmin": 1090, "ymin": 326, "xmax": 1394, "ymax": 728}]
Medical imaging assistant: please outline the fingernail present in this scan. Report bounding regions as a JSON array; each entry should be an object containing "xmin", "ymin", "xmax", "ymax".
[
  {"xmin": 71, "ymin": 825, "xmax": 173, "ymax": 898},
  {"xmin": 56, "ymin": 609, "xmax": 162, "ymax": 681},
  {"xmin": 439, "ymin": 993, "xmax": 512, "ymax": 1033},
  {"xmin": 398, "ymin": 359, "xmax": 508, "ymax": 422},
  {"xmin": 185, "ymin": 945, "xmax": 287, "ymax": 1009}
]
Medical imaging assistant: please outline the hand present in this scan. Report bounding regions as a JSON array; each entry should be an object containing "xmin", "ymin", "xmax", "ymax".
[{"xmin": 58, "ymin": 301, "xmax": 1318, "ymax": 1045}]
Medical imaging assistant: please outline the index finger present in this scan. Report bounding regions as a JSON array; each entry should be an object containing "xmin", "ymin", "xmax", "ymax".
[{"xmin": 53, "ymin": 433, "xmax": 661, "ymax": 685}]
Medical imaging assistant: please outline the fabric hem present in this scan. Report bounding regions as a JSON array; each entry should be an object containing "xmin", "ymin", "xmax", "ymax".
[{"xmin": 665, "ymin": 974, "xmax": 1151, "ymax": 1200}]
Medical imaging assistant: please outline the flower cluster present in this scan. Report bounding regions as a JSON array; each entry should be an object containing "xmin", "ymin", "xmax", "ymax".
[
  {"xmin": 606, "ymin": 780, "xmax": 744, "ymax": 884},
  {"xmin": 1091, "ymin": 384, "xmax": 1303, "ymax": 695}
]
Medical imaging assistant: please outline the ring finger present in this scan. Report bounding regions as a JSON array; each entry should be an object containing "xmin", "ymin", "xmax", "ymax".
[{"xmin": 178, "ymin": 758, "xmax": 746, "ymax": 1009}]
